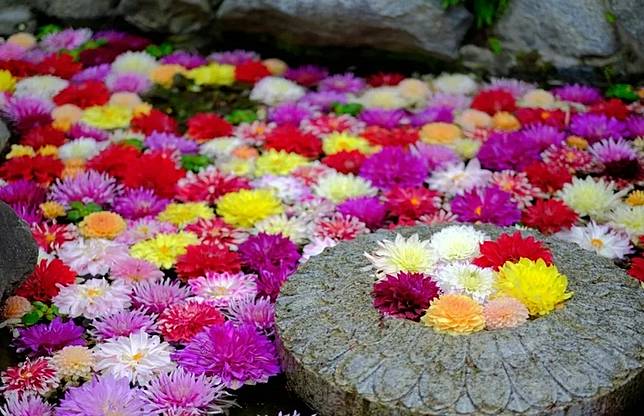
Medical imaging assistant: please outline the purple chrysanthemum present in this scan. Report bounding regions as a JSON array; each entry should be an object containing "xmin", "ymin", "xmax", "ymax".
[
  {"xmin": 238, "ymin": 233, "xmax": 301, "ymax": 274},
  {"xmin": 256, "ymin": 265, "xmax": 294, "ymax": 301},
  {"xmin": 284, "ymin": 65, "xmax": 328, "ymax": 87},
  {"xmin": 67, "ymin": 122, "xmax": 110, "ymax": 141},
  {"xmin": 410, "ymin": 143, "xmax": 460, "ymax": 171},
  {"xmin": 337, "ymin": 196, "xmax": 387, "ymax": 229},
  {"xmin": 112, "ymin": 187, "xmax": 170, "ymax": 220},
  {"xmin": 49, "ymin": 170, "xmax": 121, "ymax": 208},
  {"xmin": 409, "ymin": 106, "xmax": 454, "ymax": 126},
  {"xmin": 0, "ymin": 179, "xmax": 46, "ymax": 207},
  {"xmin": 626, "ymin": 115, "xmax": 644, "ymax": 138},
  {"xmin": 227, "ymin": 295, "xmax": 275, "ymax": 335},
  {"xmin": 131, "ymin": 279, "xmax": 190, "ymax": 314},
  {"xmin": 483, "ymin": 78, "xmax": 535, "ymax": 98},
  {"xmin": 106, "ymin": 72, "xmax": 151, "ymax": 93},
  {"xmin": 589, "ymin": 138, "xmax": 637, "ymax": 164},
  {"xmin": 41, "ymin": 28, "xmax": 93, "ymax": 52},
  {"xmin": 142, "ymin": 368, "xmax": 229, "ymax": 415},
  {"xmin": 477, "ymin": 131, "xmax": 541, "ymax": 171},
  {"xmin": 70, "ymin": 64, "xmax": 111, "ymax": 83},
  {"xmin": 359, "ymin": 108, "xmax": 405, "ymax": 129},
  {"xmin": 2, "ymin": 96, "xmax": 53, "ymax": 133},
  {"xmin": 173, "ymin": 321, "xmax": 280, "ymax": 389},
  {"xmin": 0, "ymin": 42, "xmax": 26, "ymax": 60},
  {"xmin": 145, "ymin": 132, "xmax": 199, "ymax": 154},
  {"xmin": 17, "ymin": 317, "xmax": 85, "ymax": 355},
  {"xmin": 299, "ymin": 91, "xmax": 348, "ymax": 110},
  {"xmin": 552, "ymin": 83, "xmax": 602, "ymax": 104},
  {"xmin": 160, "ymin": 51, "xmax": 208, "ymax": 69},
  {"xmin": 9, "ymin": 202, "xmax": 42, "ymax": 224},
  {"xmin": 520, "ymin": 123, "xmax": 566, "ymax": 152},
  {"xmin": 57, "ymin": 374, "xmax": 145, "ymax": 416},
  {"xmin": 268, "ymin": 102, "xmax": 312, "ymax": 126},
  {"xmin": 92, "ymin": 309, "xmax": 157, "ymax": 340},
  {"xmin": 451, "ymin": 186, "xmax": 521, "ymax": 226},
  {"xmin": 189, "ymin": 271, "xmax": 258, "ymax": 308},
  {"xmin": 0, "ymin": 394, "xmax": 53, "ymax": 416},
  {"xmin": 318, "ymin": 73, "xmax": 366, "ymax": 94},
  {"xmin": 569, "ymin": 113, "xmax": 626, "ymax": 143},
  {"xmin": 359, "ymin": 146, "xmax": 428, "ymax": 189},
  {"xmin": 372, "ymin": 272, "xmax": 440, "ymax": 320},
  {"xmin": 208, "ymin": 49, "xmax": 259, "ymax": 65}
]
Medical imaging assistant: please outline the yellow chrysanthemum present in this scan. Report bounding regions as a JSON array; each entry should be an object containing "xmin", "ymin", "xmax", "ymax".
[
  {"xmin": 421, "ymin": 294, "xmax": 485, "ymax": 335},
  {"xmin": 186, "ymin": 63, "xmax": 235, "ymax": 86},
  {"xmin": 40, "ymin": 202, "xmax": 66, "ymax": 219},
  {"xmin": 0, "ymin": 69, "xmax": 16, "ymax": 92},
  {"xmin": 450, "ymin": 138, "xmax": 480, "ymax": 159},
  {"xmin": 37, "ymin": 145, "xmax": 59, "ymax": 157},
  {"xmin": 216, "ymin": 189, "xmax": 283, "ymax": 228},
  {"xmin": 51, "ymin": 346, "xmax": 94, "ymax": 382},
  {"xmin": 322, "ymin": 132, "xmax": 374, "ymax": 155},
  {"xmin": 6, "ymin": 145, "xmax": 35, "ymax": 159},
  {"xmin": 81, "ymin": 105, "xmax": 133, "ymax": 130},
  {"xmin": 79, "ymin": 211, "xmax": 127, "ymax": 239},
  {"xmin": 496, "ymin": 258, "xmax": 572, "ymax": 316},
  {"xmin": 492, "ymin": 112, "xmax": 521, "ymax": 131},
  {"xmin": 254, "ymin": 150, "xmax": 308, "ymax": 177},
  {"xmin": 566, "ymin": 135, "xmax": 589, "ymax": 150},
  {"xmin": 610, "ymin": 205, "xmax": 644, "ymax": 237},
  {"xmin": 626, "ymin": 190, "xmax": 644, "ymax": 207},
  {"xmin": 157, "ymin": 202, "xmax": 214, "ymax": 227},
  {"xmin": 365, "ymin": 233, "xmax": 436, "ymax": 277},
  {"xmin": 130, "ymin": 232, "xmax": 199, "ymax": 269},
  {"xmin": 420, "ymin": 122, "xmax": 462, "ymax": 144}
]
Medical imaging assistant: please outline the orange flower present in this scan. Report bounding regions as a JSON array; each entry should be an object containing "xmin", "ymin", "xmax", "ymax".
[
  {"xmin": 420, "ymin": 122, "xmax": 462, "ymax": 144},
  {"xmin": 62, "ymin": 158, "xmax": 85, "ymax": 178},
  {"xmin": 483, "ymin": 296, "xmax": 528, "ymax": 330},
  {"xmin": 150, "ymin": 64, "xmax": 185, "ymax": 87},
  {"xmin": 40, "ymin": 202, "xmax": 66, "ymax": 219},
  {"xmin": 52, "ymin": 104, "xmax": 83, "ymax": 132},
  {"xmin": 492, "ymin": 112, "xmax": 521, "ymax": 131},
  {"xmin": 3, "ymin": 296, "xmax": 32, "ymax": 320},
  {"xmin": 79, "ymin": 211, "xmax": 127, "ymax": 239},
  {"xmin": 420, "ymin": 294, "xmax": 485, "ymax": 335}
]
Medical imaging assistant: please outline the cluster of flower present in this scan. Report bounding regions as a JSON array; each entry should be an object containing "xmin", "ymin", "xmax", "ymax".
[
  {"xmin": 0, "ymin": 26, "xmax": 641, "ymax": 414},
  {"xmin": 367, "ymin": 225, "xmax": 572, "ymax": 334}
]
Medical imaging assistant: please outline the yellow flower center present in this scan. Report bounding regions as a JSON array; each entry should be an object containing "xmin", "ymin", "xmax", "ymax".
[
  {"xmin": 590, "ymin": 238, "xmax": 604, "ymax": 249},
  {"xmin": 474, "ymin": 206, "xmax": 483, "ymax": 216},
  {"xmin": 410, "ymin": 197, "xmax": 420, "ymax": 206},
  {"xmin": 45, "ymin": 233, "xmax": 56, "ymax": 243},
  {"xmin": 131, "ymin": 352, "xmax": 145, "ymax": 362},
  {"xmin": 85, "ymin": 288, "xmax": 103, "ymax": 298},
  {"xmin": 461, "ymin": 271, "xmax": 483, "ymax": 292}
]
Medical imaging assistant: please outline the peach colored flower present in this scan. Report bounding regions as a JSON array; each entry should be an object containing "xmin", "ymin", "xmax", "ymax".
[
  {"xmin": 483, "ymin": 296, "xmax": 529, "ymax": 330},
  {"xmin": 421, "ymin": 294, "xmax": 485, "ymax": 335},
  {"xmin": 150, "ymin": 64, "xmax": 185, "ymax": 87},
  {"xmin": 420, "ymin": 122, "xmax": 462, "ymax": 144},
  {"xmin": 79, "ymin": 211, "xmax": 127, "ymax": 239},
  {"xmin": 3, "ymin": 296, "xmax": 32, "ymax": 320}
]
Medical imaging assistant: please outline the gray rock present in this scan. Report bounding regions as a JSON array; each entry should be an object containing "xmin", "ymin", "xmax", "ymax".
[
  {"xmin": 28, "ymin": 0, "xmax": 118, "ymax": 19},
  {"xmin": 608, "ymin": 0, "xmax": 644, "ymax": 70},
  {"xmin": 0, "ymin": 201, "xmax": 38, "ymax": 301},
  {"xmin": 494, "ymin": 0, "xmax": 619, "ymax": 67},
  {"xmin": 0, "ymin": 0, "xmax": 35, "ymax": 35},
  {"xmin": 0, "ymin": 119, "xmax": 9, "ymax": 154},
  {"xmin": 118, "ymin": 0, "xmax": 220, "ymax": 34},
  {"xmin": 216, "ymin": 0, "xmax": 472, "ymax": 60},
  {"xmin": 276, "ymin": 224, "xmax": 644, "ymax": 415}
]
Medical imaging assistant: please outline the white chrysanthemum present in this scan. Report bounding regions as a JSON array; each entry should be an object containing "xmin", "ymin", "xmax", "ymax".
[
  {"xmin": 313, "ymin": 172, "xmax": 377, "ymax": 204},
  {"xmin": 434, "ymin": 262, "xmax": 495, "ymax": 302},
  {"xmin": 199, "ymin": 137, "xmax": 243, "ymax": 159},
  {"xmin": 518, "ymin": 89, "xmax": 556, "ymax": 108},
  {"xmin": 112, "ymin": 51, "xmax": 159, "ymax": 75},
  {"xmin": 57, "ymin": 238, "xmax": 128, "ymax": 276},
  {"xmin": 13, "ymin": 75, "xmax": 68, "ymax": 100},
  {"xmin": 51, "ymin": 346, "xmax": 95, "ymax": 382},
  {"xmin": 609, "ymin": 204, "xmax": 644, "ymax": 239},
  {"xmin": 254, "ymin": 214, "xmax": 311, "ymax": 244},
  {"xmin": 558, "ymin": 177, "xmax": 628, "ymax": 221},
  {"xmin": 397, "ymin": 78, "xmax": 431, "ymax": 106},
  {"xmin": 53, "ymin": 278, "xmax": 132, "ymax": 319},
  {"xmin": 556, "ymin": 222, "xmax": 632, "ymax": 259},
  {"xmin": 429, "ymin": 225, "xmax": 489, "ymax": 263},
  {"xmin": 432, "ymin": 73, "xmax": 478, "ymax": 95},
  {"xmin": 253, "ymin": 175, "xmax": 311, "ymax": 204},
  {"xmin": 358, "ymin": 86, "xmax": 407, "ymax": 109},
  {"xmin": 57, "ymin": 137, "xmax": 102, "ymax": 161},
  {"xmin": 301, "ymin": 237, "xmax": 338, "ymax": 263},
  {"xmin": 94, "ymin": 331, "xmax": 174, "ymax": 386},
  {"xmin": 364, "ymin": 234, "xmax": 436, "ymax": 278},
  {"xmin": 250, "ymin": 76, "xmax": 306, "ymax": 105},
  {"xmin": 427, "ymin": 158, "xmax": 491, "ymax": 196},
  {"xmin": 109, "ymin": 128, "xmax": 146, "ymax": 143}
]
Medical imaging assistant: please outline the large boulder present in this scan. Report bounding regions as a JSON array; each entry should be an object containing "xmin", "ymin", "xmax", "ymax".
[
  {"xmin": 608, "ymin": 0, "xmax": 644, "ymax": 70},
  {"xmin": 118, "ymin": 0, "xmax": 221, "ymax": 34},
  {"xmin": 28, "ymin": 0, "xmax": 119, "ymax": 20},
  {"xmin": 0, "ymin": 0, "xmax": 35, "ymax": 35},
  {"xmin": 216, "ymin": 0, "xmax": 473, "ymax": 60},
  {"xmin": 0, "ymin": 201, "xmax": 38, "ymax": 301},
  {"xmin": 0, "ymin": 119, "xmax": 9, "ymax": 154}
]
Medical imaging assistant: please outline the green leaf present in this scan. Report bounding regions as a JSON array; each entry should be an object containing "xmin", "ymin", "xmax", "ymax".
[
  {"xmin": 605, "ymin": 11, "xmax": 617, "ymax": 24},
  {"xmin": 441, "ymin": 0, "xmax": 463, "ymax": 8},
  {"xmin": 146, "ymin": 42, "xmax": 175, "ymax": 58},
  {"xmin": 605, "ymin": 84, "xmax": 638, "ymax": 102},
  {"xmin": 22, "ymin": 310, "xmax": 43, "ymax": 326},
  {"xmin": 122, "ymin": 138, "xmax": 144, "ymax": 151},
  {"xmin": 37, "ymin": 24, "xmax": 62, "ymax": 40},
  {"xmin": 225, "ymin": 109, "xmax": 258, "ymax": 125},
  {"xmin": 66, "ymin": 202, "xmax": 103, "ymax": 223},
  {"xmin": 473, "ymin": 0, "xmax": 496, "ymax": 27},
  {"xmin": 181, "ymin": 154, "xmax": 211, "ymax": 172},
  {"xmin": 332, "ymin": 102, "xmax": 363, "ymax": 116},
  {"xmin": 488, "ymin": 37, "xmax": 503, "ymax": 55},
  {"xmin": 32, "ymin": 301, "xmax": 48, "ymax": 312}
]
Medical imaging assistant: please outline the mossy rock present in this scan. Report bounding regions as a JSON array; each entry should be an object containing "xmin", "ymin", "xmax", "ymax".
[{"xmin": 275, "ymin": 224, "xmax": 644, "ymax": 415}]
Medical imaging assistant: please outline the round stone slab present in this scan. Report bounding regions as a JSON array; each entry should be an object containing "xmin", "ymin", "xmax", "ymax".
[{"xmin": 275, "ymin": 224, "xmax": 644, "ymax": 415}]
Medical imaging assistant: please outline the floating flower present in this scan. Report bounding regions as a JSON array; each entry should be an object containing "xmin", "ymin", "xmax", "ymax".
[
  {"xmin": 451, "ymin": 186, "xmax": 521, "ymax": 226},
  {"xmin": 427, "ymin": 159, "xmax": 491, "ymax": 197},
  {"xmin": 131, "ymin": 279, "xmax": 190, "ymax": 314},
  {"xmin": 51, "ymin": 346, "xmax": 95, "ymax": 382},
  {"xmin": 92, "ymin": 309, "xmax": 157, "ymax": 340},
  {"xmin": 17, "ymin": 317, "xmax": 85, "ymax": 355},
  {"xmin": 0, "ymin": 394, "xmax": 53, "ymax": 416},
  {"xmin": 227, "ymin": 295, "xmax": 275, "ymax": 334},
  {"xmin": 1, "ymin": 357, "xmax": 58, "ymax": 396},
  {"xmin": 313, "ymin": 172, "xmax": 377, "ymax": 203},
  {"xmin": 49, "ymin": 169, "xmax": 120, "ymax": 208},
  {"xmin": 483, "ymin": 296, "xmax": 529, "ymax": 330},
  {"xmin": 434, "ymin": 263, "xmax": 495, "ymax": 302},
  {"xmin": 130, "ymin": 232, "xmax": 199, "ymax": 269},
  {"xmin": 359, "ymin": 147, "xmax": 428, "ymax": 190},
  {"xmin": 609, "ymin": 205, "xmax": 644, "ymax": 238},
  {"xmin": 15, "ymin": 258, "xmax": 76, "ymax": 302},
  {"xmin": 157, "ymin": 202, "xmax": 214, "ymax": 227},
  {"xmin": 429, "ymin": 225, "xmax": 489, "ymax": 263},
  {"xmin": 81, "ymin": 105, "xmax": 132, "ymax": 130},
  {"xmin": 365, "ymin": 234, "xmax": 436, "ymax": 277},
  {"xmin": 474, "ymin": 232, "xmax": 553, "ymax": 270},
  {"xmin": 57, "ymin": 238, "xmax": 128, "ymax": 276},
  {"xmin": 157, "ymin": 300, "xmax": 225, "ymax": 343},
  {"xmin": 54, "ymin": 278, "xmax": 131, "ymax": 320},
  {"xmin": 421, "ymin": 294, "xmax": 485, "ymax": 335},
  {"xmin": 78, "ymin": 211, "xmax": 127, "ymax": 239},
  {"xmin": 372, "ymin": 272, "xmax": 439, "ymax": 320},
  {"xmin": 56, "ymin": 374, "xmax": 144, "ymax": 416},
  {"xmin": 558, "ymin": 177, "xmax": 627, "ymax": 221},
  {"xmin": 557, "ymin": 222, "xmax": 632, "ymax": 259},
  {"xmin": 521, "ymin": 199, "xmax": 579, "ymax": 235},
  {"xmin": 255, "ymin": 150, "xmax": 309, "ymax": 177},
  {"xmin": 216, "ymin": 189, "xmax": 283, "ymax": 228}
]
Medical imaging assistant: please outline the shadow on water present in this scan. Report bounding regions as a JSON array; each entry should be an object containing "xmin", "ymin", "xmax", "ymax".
[{"xmin": 229, "ymin": 375, "xmax": 315, "ymax": 416}]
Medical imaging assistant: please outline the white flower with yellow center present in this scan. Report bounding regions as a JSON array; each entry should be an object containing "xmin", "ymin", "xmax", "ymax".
[
  {"xmin": 51, "ymin": 346, "xmax": 95, "ymax": 382},
  {"xmin": 429, "ymin": 225, "xmax": 489, "ymax": 263},
  {"xmin": 358, "ymin": 86, "xmax": 407, "ymax": 109},
  {"xmin": 313, "ymin": 172, "xmax": 377, "ymax": 204},
  {"xmin": 427, "ymin": 159, "xmax": 491, "ymax": 197},
  {"xmin": 434, "ymin": 262, "xmax": 495, "ymax": 302},
  {"xmin": 558, "ymin": 177, "xmax": 628, "ymax": 221},
  {"xmin": 58, "ymin": 137, "xmax": 103, "ymax": 161},
  {"xmin": 254, "ymin": 214, "xmax": 311, "ymax": 244},
  {"xmin": 94, "ymin": 331, "xmax": 174, "ymax": 386},
  {"xmin": 112, "ymin": 51, "xmax": 159, "ymax": 75},
  {"xmin": 365, "ymin": 234, "xmax": 437, "ymax": 278},
  {"xmin": 250, "ymin": 76, "xmax": 306, "ymax": 105},
  {"xmin": 556, "ymin": 222, "xmax": 632, "ymax": 259},
  {"xmin": 53, "ymin": 279, "xmax": 131, "ymax": 319},
  {"xmin": 609, "ymin": 204, "xmax": 644, "ymax": 240}
]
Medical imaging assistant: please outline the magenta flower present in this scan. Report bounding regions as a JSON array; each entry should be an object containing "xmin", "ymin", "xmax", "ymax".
[
  {"xmin": 300, "ymin": 91, "xmax": 348, "ymax": 110},
  {"xmin": 160, "ymin": 51, "xmax": 207, "ymax": 69},
  {"xmin": 145, "ymin": 132, "xmax": 199, "ymax": 154},
  {"xmin": 569, "ymin": 113, "xmax": 626, "ymax": 143},
  {"xmin": 67, "ymin": 122, "xmax": 110, "ymax": 141},
  {"xmin": 238, "ymin": 233, "xmax": 301, "ymax": 274},
  {"xmin": 208, "ymin": 49, "xmax": 259, "ymax": 65},
  {"xmin": 106, "ymin": 72, "xmax": 151, "ymax": 93},
  {"xmin": 626, "ymin": 115, "xmax": 644, "ymax": 137},
  {"xmin": 0, "ymin": 394, "xmax": 53, "ymax": 416},
  {"xmin": 521, "ymin": 123, "xmax": 566, "ymax": 152},
  {"xmin": 284, "ymin": 64, "xmax": 328, "ymax": 87},
  {"xmin": 451, "ymin": 186, "xmax": 521, "ymax": 226},
  {"xmin": 92, "ymin": 309, "xmax": 157, "ymax": 340},
  {"xmin": 359, "ymin": 108, "xmax": 405, "ymax": 128},
  {"xmin": 57, "ymin": 375, "xmax": 145, "ymax": 416},
  {"xmin": 337, "ymin": 196, "xmax": 387, "ymax": 229},
  {"xmin": 477, "ymin": 131, "xmax": 540, "ymax": 171},
  {"xmin": 552, "ymin": 83, "xmax": 602, "ymax": 104},
  {"xmin": 359, "ymin": 146, "xmax": 428, "ymax": 189},
  {"xmin": 41, "ymin": 28, "xmax": 92, "ymax": 52},
  {"xmin": 70, "ymin": 64, "xmax": 111, "ymax": 83},
  {"xmin": 2, "ymin": 96, "xmax": 53, "ymax": 133},
  {"xmin": 410, "ymin": 143, "xmax": 460, "ymax": 171},
  {"xmin": 49, "ymin": 170, "xmax": 121, "ymax": 208},
  {"xmin": 318, "ymin": 73, "xmax": 366, "ymax": 94},
  {"xmin": 268, "ymin": 102, "xmax": 312, "ymax": 126},
  {"xmin": 0, "ymin": 179, "xmax": 47, "ymax": 207},
  {"xmin": 10, "ymin": 203, "xmax": 42, "ymax": 224},
  {"xmin": 409, "ymin": 106, "xmax": 454, "ymax": 126},
  {"xmin": 112, "ymin": 187, "xmax": 169, "ymax": 220},
  {"xmin": 227, "ymin": 295, "xmax": 275, "ymax": 335},
  {"xmin": 17, "ymin": 318, "xmax": 85, "ymax": 356},
  {"xmin": 173, "ymin": 321, "xmax": 280, "ymax": 389},
  {"xmin": 373, "ymin": 272, "xmax": 440, "ymax": 320}
]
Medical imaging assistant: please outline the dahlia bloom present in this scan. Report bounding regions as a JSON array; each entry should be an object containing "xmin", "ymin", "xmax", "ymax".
[
  {"xmin": 372, "ymin": 272, "xmax": 439, "ymax": 320},
  {"xmin": 17, "ymin": 317, "xmax": 85, "ymax": 355},
  {"xmin": 483, "ymin": 297, "xmax": 529, "ymax": 330},
  {"xmin": 569, "ymin": 113, "xmax": 626, "ymax": 143},
  {"xmin": 216, "ymin": 189, "xmax": 283, "ymax": 228},
  {"xmin": 365, "ymin": 234, "xmax": 436, "ymax": 278},
  {"xmin": 319, "ymin": 73, "xmax": 365, "ymax": 93},
  {"xmin": 552, "ymin": 83, "xmax": 601, "ymax": 104},
  {"xmin": 53, "ymin": 278, "xmax": 131, "ymax": 319},
  {"xmin": 434, "ymin": 263, "xmax": 495, "ymax": 302},
  {"xmin": 628, "ymin": 257, "xmax": 644, "ymax": 282},
  {"xmin": 227, "ymin": 295, "xmax": 276, "ymax": 334},
  {"xmin": 158, "ymin": 300, "xmax": 225, "ymax": 343},
  {"xmin": 177, "ymin": 166, "xmax": 251, "ymax": 204},
  {"xmin": 427, "ymin": 159, "xmax": 491, "ymax": 197},
  {"xmin": 1, "ymin": 357, "xmax": 59, "ymax": 396},
  {"xmin": 15, "ymin": 258, "xmax": 76, "ymax": 302},
  {"xmin": 2, "ymin": 95, "xmax": 53, "ymax": 133},
  {"xmin": 250, "ymin": 76, "xmax": 306, "ymax": 105},
  {"xmin": 173, "ymin": 321, "xmax": 280, "ymax": 389},
  {"xmin": 337, "ymin": 196, "xmax": 387, "ymax": 229},
  {"xmin": 610, "ymin": 205, "xmax": 644, "ymax": 239},
  {"xmin": 558, "ymin": 176, "xmax": 627, "ymax": 221},
  {"xmin": 92, "ymin": 309, "xmax": 157, "ymax": 340},
  {"xmin": 313, "ymin": 172, "xmax": 377, "ymax": 203},
  {"xmin": 51, "ymin": 345, "xmax": 95, "ymax": 382},
  {"xmin": 184, "ymin": 217, "xmax": 247, "ymax": 249},
  {"xmin": 157, "ymin": 202, "xmax": 214, "ymax": 228},
  {"xmin": 477, "ymin": 131, "xmax": 540, "ymax": 171},
  {"xmin": 116, "ymin": 218, "xmax": 177, "ymax": 245},
  {"xmin": 359, "ymin": 147, "xmax": 428, "ymax": 190},
  {"xmin": 429, "ymin": 225, "xmax": 489, "ymax": 263},
  {"xmin": 557, "ymin": 222, "xmax": 632, "ymax": 259},
  {"xmin": 0, "ymin": 394, "xmax": 53, "ymax": 416},
  {"xmin": 56, "ymin": 375, "xmax": 145, "ymax": 416},
  {"xmin": 239, "ymin": 233, "xmax": 301, "ymax": 273},
  {"xmin": 451, "ymin": 186, "xmax": 521, "ymax": 226},
  {"xmin": 410, "ymin": 143, "xmax": 460, "ymax": 171},
  {"xmin": 49, "ymin": 170, "xmax": 120, "ymax": 208},
  {"xmin": 131, "ymin": 279, "xmax": 190, "ymax": 314},
  {"xmin": 109, "ymin": 256, "xmax": 163, "ymax": 284},
  {"xmin": 474, "ymin": 232, "xmax": 553, "ymax": 270},
  {"xmin": 420, "ymin": 294, "xmax": 485, "ymax": 335},
  {"xmin": 78, "ymin": 211, "xmax": 126, "ymax": 239},
  {"xmin": 57, "ymin": 238, "xmax": 128, "ymax": 276},
  {"xmin": 130, "ymin": 232, "xmax": 199, "ymax": 269}
]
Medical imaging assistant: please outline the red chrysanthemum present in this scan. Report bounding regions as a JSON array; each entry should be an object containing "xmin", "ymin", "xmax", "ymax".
[
  {"xmin": 305, "ymin": 114, "xmax": 353, "ymax": 135},
  {"xmin": 367, "ymin": 72, "xmax": 405, "ymax": 87},
  {"xmin": 313, "ymin": 213, "xmax": 369, "ymax": 241},
  {"xmin": 628, "ymin": 257, "xmax": 644, "ymax": 282},
  {"xmin": 15, "ymin": 259, "xmax": 76, "ymax": 302},
  {"xmin": 322, "ymin": 150, "xmax": 366, "ymax": 174},
  {"xmin": 0, "ymin": 59, "xmax": 37, "ymax": 77},
  {"xmin": 235, "ymin": 60, "xmax": 271, "ymax": 84},
  {"xmin": 176, "ymin": 168, "xmax": 251, "ymax": 204},
  {"xmin": 362, "ymin": 125, "xmax": 419, "ymax": 147},
  {"xmin": 157, "ymin": 300, "xmax": 225, "ymax": 343},
  {"xmin": 53, "ymin": 80, "xmax": 110, "ymax": 109},
  {"xmin": 130, "ymin": 109, "xmax": 179, "ymax": 136},
  {"xmin": 514, "ymin": 108, "xmax": 566, "ymax": 128},
  {"xmin": 372, "ymin": 272, "xmax": 439, "ymax": 320},
  {"xmin": 471, "ymin": 89, "xmax": 516, "ymax": 115},
  {"xmin": 264, "ymin": 125, "xmax": 322, "ymax": 158},
  {"xmin": 20, "ymin": 124, "xmax": 66, "ymax": 149},
  {"xmin": 524, "ymin": 161, "xmax": 573, "ymax": 193},
  {"xmin": 473, "ymin": 232, "xmax": 554, "ymax": 270},
  {"xmin": 521, "ymin": 199, "xmax": 578, "ymax": 235},
  {"xmin": 590, "ymin": 98, "xmax": 630, "ymax": 120},
  {"xmin": 175, "ymin": 243, "xmax": 242, "ymax": 280},
  {"xmin": 186, "ymin": 112, "xmax": 233, "ymax": 142},
  {"xmin": 184, "ymin": 217, "xmax": 246, "ymax": 249},
  {"xmin": 0, "ymin": 155, "xmax": 63, "ymax": 185},
  {"xmin": 121, "ymin": 152, "xmax": 185, "ymax": 198},
  {"xmin": 36, "ymin": 53, "xmax": 82, "ymax": 79},
  {"xmin": 385, "ymin": 186, "xmax": 439, "ymax": 220},
  {"xmin": 87, "ymin": 143, "xmax": 141, "ymax": 180},
  {"xmin": 0, "ymin": 357, "xmax": 58, "ymax": 396},
  {"xmin": 31, "ymin": 222, "xmax": 74, "ymax": 253}
]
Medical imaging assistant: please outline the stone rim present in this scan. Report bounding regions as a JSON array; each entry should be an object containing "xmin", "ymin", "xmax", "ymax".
[{"xmin": 276, "ymin": 224, "xmax": 644, "ymax": 415}]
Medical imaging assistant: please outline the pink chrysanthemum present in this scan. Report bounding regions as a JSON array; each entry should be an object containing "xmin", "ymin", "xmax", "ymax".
[
  {"xmin": 189, "ymin": 271, "xmax": 258, "ymax": 308},
  {"xmin": 542, "ymin": 145, "xmax": 595, "ymax": 173},
  {"xmin": 176, "ymin": 166, "xmax": 251, "ymax": 204},
  {"xmin": 49, "ymin": 170, "xmax": 121, "ymax": 208},
  {"xmin": 41, "ymin": 28, "xmax": 93, "ymax": 52},
  {"xmin": 233, "ymin": 121, "xmax": 274, "ymax": 143},
  {"xmin": 552, "ymin": 83, "xmax": 602, "ymax": 104},
  {"xmin": 157, "ymin": 300, "xmax": 225, "ymax": 343},
  {"xmin": 417, "ymin": 209, "xmax": 458, "ymax": 226},
  {"xmin": 116, "ymin": 218, "xmax": 177, "ymax": 245},
  {"xmin": 106, "ymin": 72, "xmax": 151, "ymax": 93},
  {"xmin": 314, "ymin": 213, "xmax": 369, "ymax": 241},
  {"xmin": 92, "ymin": 309, "xmax": 157, "ymax": 340},
  {"xmin": 226, "ymin": 295, "xmax": 275, "ymax": 335},
  {"xmin": 301, "ymin": 114, "xmax": 360, "ymax": 136},
  {"xmin": 490, "ymin": 171, "xmax": 543, "ymax": 208},
  {"xmin": 112, "ymin": 187, "xmax": 170, "ymax": 220},
  {"xmin": 209, "ymin": 49, "xmax": 259, "ymax": 65},
  {"xmin": 589, "ymin": 138, "xmax": 638, "ymax": 164},
  {"xmin": 483, "ymin": 296, "xmax": 529, "ymax": 330},
  {"xmin": 110, "ymin": 256, "xmax": 164, "ymax": 284},
  {"xmin": 131, "ymin": 279, "xmax": 190, "ymax": 314},
  {"xmin": 1, "ymin": 357, "xmax": 59, "ymax": 396},
  {"xmin": 67, "ymin": 122, "xmax": 109, "ymax": 141},
  {"xmin": 2, "ymin": 96, "xmax": 53, "ymax": 133},
  {"xmin": 184, "ymin": 217, "xmax": 248, "ymax": 249},
  {"xmin": 0, "ymin": 394, "xmax": 53, "ymax": 416}
]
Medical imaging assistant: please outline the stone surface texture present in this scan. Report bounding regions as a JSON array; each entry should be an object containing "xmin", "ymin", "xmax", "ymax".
[
  {"xmin": 0, "ymin": 119, "xmax": 9, "ymax": 153},
  {"xmin": 0, "ymin": 201, "xmax": 38, "ymax": 301},
  {"xmin": 118, "ymin": 0, "xmax": 221, "ymax": 34},
  {"xmin": 0, "ymin": 0, "xmax": 35, "ymax": 35},
  {"xmin": 276, "ymin": 224, "xmax": 644, "ymax": 416}
]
